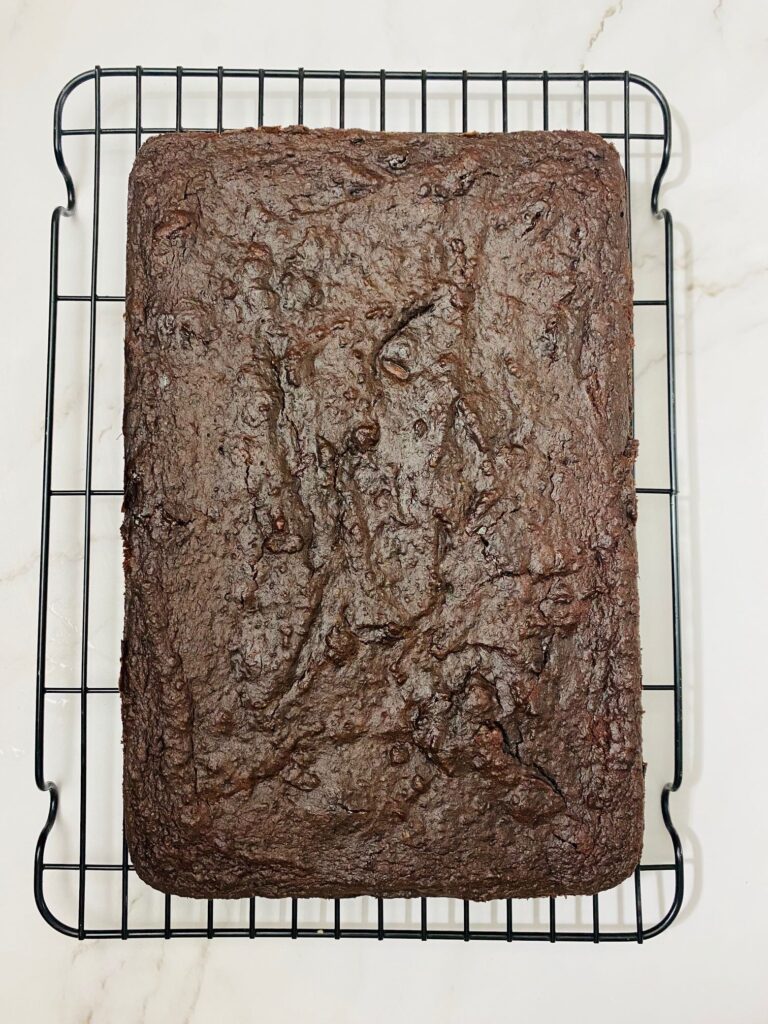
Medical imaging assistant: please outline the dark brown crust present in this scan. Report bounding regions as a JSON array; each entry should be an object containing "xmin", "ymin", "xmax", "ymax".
[{"xmin": 121, "ymin": 127, "xmax": 642, "ymax": 900}]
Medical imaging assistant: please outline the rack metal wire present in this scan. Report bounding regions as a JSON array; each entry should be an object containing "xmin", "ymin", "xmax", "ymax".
[{"xmin": 35, "ymin": 66, "xmax": 683, "ymax": 942}]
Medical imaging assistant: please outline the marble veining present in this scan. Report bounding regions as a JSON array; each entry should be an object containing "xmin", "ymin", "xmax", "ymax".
[{"xmin": 584, "ymin": 1, "xmax": 625, "ymax": 59}]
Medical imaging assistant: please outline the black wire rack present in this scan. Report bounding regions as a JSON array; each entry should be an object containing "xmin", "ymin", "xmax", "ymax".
[{"xmin": 35, "ymin": 66, "xmax": 683, "ymax": 943}]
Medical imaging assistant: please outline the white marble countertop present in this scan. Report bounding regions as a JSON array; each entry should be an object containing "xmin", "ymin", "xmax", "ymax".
[{"xmin": 1, "ymin": 0, "xmax": 767, "ymax": 1020}]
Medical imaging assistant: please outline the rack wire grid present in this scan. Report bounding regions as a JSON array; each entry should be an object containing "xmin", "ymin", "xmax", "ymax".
[{"xmin": 35, "ymin": 66, "xmax": 683, "ymax": 943}]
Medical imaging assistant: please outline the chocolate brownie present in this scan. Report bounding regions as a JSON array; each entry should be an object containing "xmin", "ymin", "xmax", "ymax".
[{"xmin": 121, "ymin": 127, "xmax": 643, "ymax": 900}]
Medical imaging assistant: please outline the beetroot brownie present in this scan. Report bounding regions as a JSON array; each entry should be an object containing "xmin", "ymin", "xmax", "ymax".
[{"xmin": 121, "ymin": 127, "xmax": 642, "ymax": 899}]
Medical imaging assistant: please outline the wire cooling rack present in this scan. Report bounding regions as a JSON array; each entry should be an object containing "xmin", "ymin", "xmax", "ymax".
[{"xmin": 35, "ymin": 66, "xmax": 683, "ymax": 942}]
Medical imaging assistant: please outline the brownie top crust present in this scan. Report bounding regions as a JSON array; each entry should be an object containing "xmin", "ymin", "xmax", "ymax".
[{"xmin": 121, "ymin": 127, "xmax": 642, "ymax": 900}]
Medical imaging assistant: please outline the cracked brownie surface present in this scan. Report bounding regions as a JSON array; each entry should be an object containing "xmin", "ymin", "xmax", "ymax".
[{"xmin": 121, "ymin": 126, "xmax": 643, "ymax": 899}]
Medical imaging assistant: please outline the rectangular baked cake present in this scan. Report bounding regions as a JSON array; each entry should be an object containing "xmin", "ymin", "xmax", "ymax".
[{"xmin": 121, "ymin": 126, "xmax": 643, "ymax": 900}]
